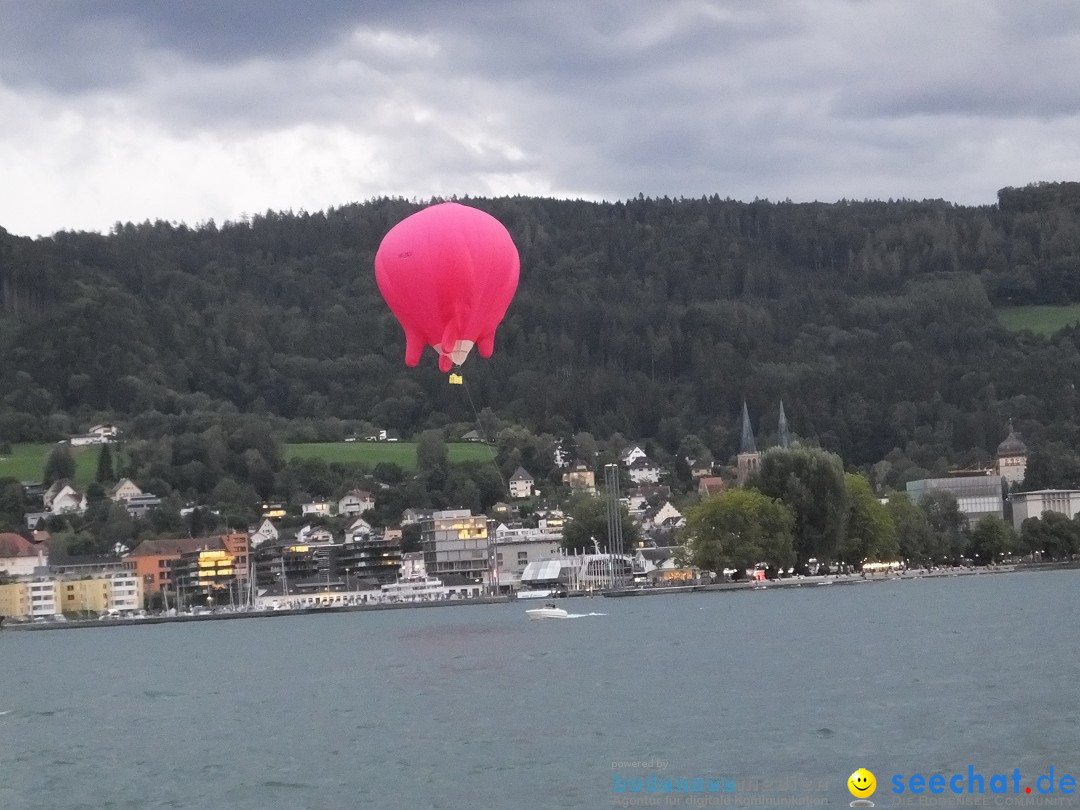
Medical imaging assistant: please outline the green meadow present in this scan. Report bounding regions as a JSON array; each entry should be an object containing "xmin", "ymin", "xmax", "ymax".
[
  {"xmin": 0, "ymin": 443, "xmax": 103, "ymax": 485},
  {"xmin": 282, "ymin": 441, "xmax": 494, "ymax": 470},
  {"xmin": 0, "ymin": 440, "xmax": 496, "ymax": 484},
  {"xmin": 996, "ymin": 304, "xmax": 1080, "ymax": 336}
]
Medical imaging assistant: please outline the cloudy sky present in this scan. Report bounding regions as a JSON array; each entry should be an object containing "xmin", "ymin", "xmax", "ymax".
[{"xmin": 2, "ymin": 0, "xmax": 1079, "ymax": 237}]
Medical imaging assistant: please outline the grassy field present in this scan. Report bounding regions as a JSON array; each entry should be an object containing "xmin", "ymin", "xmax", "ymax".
[
  {"xmin": 996, "ymin": 304, "xmax": 1080, "ymax": 336},
  {"xmin": 0, "ymin": 440, "xmax": 494, "ymax": 484},
  {"xmin": 283, "ymin": 441, "xmax": 494, "ymax": 469},
  {"xmin": 0, "ymin": 443, "xmax": 103, "ymax": 485}
]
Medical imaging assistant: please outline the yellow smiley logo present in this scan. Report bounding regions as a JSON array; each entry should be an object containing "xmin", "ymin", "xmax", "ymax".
[{"xmin": 848, "ymin": 768, "xmax": 877, "ymax": 798}]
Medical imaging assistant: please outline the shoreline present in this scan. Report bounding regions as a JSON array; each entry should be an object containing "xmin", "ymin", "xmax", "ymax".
[
  {"xmin": 1, "ymin": 595, "xmax": 511, "ymax": 632},
  {"xmin": 600, "ymin": 560, "xmax": 1078, "ymax": 597},
  {"xmin": 4, "ymin": 563, "xmax": 1074, "ymax": 632}
]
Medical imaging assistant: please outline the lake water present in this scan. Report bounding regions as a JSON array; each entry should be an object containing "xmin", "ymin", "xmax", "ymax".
[{"xmin": 2, "ymin": 571, "xmax": 1079, "ymax": 810}]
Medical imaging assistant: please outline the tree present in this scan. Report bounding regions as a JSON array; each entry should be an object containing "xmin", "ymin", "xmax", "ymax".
[
  {"xmin": 95, "ymin": 443, "xmax": 115, "ymax": 483},
  {"xmin": 967, "ymin": 515, "xmax": 1016, "ymax": 565},
  {"xmin": 43, "ymin": 444, "xmax": 75, "ymax": 485},
  {"xmin": 886, "ymin": 492, "xmax": 935, "ymax": 566},
  {"xmin": 683, "ymin": 488, "xmax": 795, "ymax": 577},
  {"xmin": 416, "ymin": 429, "xmax": 448, "ymax": 473},
  {"xmin": 752, "ymin": 447, "xmax": 848, "ymax": 568},
  {"xmin": 561, "ymin": 494, "xmax": 639, "ymax": 553},
  {"xmin": 401, "ymin": 522, "xmax": 422, "ymax": 553},
  {"xmin": 0, "ymin": 477, "xmax": 25, "ymax": 533},
  {"xmin": 1020, "ymin": 513, "xmax": 1080, "ymax": 561},
  {"xmin": 838, "ymin": 473, "xmax": 899, "ymax": 567},
  {"xmin": 921, "ymin": 491, "xmax": 967, "ymax": 564}
]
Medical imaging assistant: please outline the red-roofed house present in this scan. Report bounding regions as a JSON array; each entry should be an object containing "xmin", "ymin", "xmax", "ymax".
[
  {"xmin": 698, "ymin": 477, "xmax": 726, "ymax": 498},
  {"xmin": 0, "ymin": 532, "xmax": 47, "ymax": 578}
]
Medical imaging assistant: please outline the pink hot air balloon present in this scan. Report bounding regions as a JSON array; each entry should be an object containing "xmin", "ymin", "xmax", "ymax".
[{"xmin": 375, "ymin": 202, "xmax": 520, "ymax": 373}]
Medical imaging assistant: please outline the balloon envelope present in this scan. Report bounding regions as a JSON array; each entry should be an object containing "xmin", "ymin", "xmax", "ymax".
[{"xmin": 375, "ymin": 203, "xmax": 520, "ymax": 372}]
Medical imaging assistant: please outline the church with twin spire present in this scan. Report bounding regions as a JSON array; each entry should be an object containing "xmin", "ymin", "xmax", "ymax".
[{"xmin": 736, "ymin": 400, "xmax": 792, "ymax": 486}]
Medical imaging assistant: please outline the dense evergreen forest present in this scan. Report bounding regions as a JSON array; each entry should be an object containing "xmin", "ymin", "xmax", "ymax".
[{"xmin": 3, "ymin": 181, "xmax": 1080, "ymax": 492}]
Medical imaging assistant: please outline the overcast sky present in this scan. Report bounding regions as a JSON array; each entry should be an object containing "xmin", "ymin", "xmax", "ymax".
[{"xmin": 2, "ymin": 0, "xmax": 1079, "ymax": 237}]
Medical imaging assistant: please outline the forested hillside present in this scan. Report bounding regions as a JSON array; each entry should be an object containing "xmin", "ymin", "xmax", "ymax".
[{"xmin": 3, "ymin": 181, "xmax": 1080, "ymax": 481}]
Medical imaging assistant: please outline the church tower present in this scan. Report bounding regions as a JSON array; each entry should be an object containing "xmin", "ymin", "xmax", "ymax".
[
  {"xmin": 737, "ymin": 401, "xmax": 761, "ymax": 485},
  {"xmin": 778, "ymin": 400, "xmax": 792, "ymax": 449},
  {"xmin": 995, "ymin": 420, "xmax": 1028, "ymax": 485}
]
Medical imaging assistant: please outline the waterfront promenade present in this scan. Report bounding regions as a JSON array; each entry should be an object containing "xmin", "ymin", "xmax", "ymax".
[
  {"xmin": 2, "ymin": 594, "xmax": 511, "ymax": 632},
  {"xmin": 5, "ymin": 562, "xmax": 1073, "ymax": 631}
]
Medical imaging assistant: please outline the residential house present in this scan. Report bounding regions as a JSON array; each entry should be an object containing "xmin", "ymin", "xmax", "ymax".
[
  {"xmin": 109, "ymin": 478, "xmax": 143, "ymax": 502},
  {"xmin": 301, "ymin": 501, "xmax": 333, "ymax": 517},
  {"xmin": 509, "ymin": 467, "xmax": 535, "ymax": 499},
  {"xmin": 21, "ymin": 481, "xmax": 47, "ymax": 500},
  {"xmin": 24, "ymin": 511, "xmax": 49, "ymax": 530},
  {"xmin": 401, "ymin": 508, "xmax": 431, "ymax": 526},
  {"xmin": 698, "ymin": 477, "xmax": 726, "ymax": 498},
  {"xmin": 689, "ymin": 459, "xmax": 713, "ymax": 480},
  {"xmin": 42, "ymin": 481, "xmax": 68, "ymax": 510},
  {"xmin": 563, "ymin": 462, "xmax": 596, "ymax": 494},
  {"xmin": 621, "ymin": 445, "xmax": 648, "ymax": 466},
  {"xmin": 124, "ymin": 494, "xmax": 162, "ymax": 519},
  {"xmin": 338, "ymin": 489, "xmax": 376, "ymax": 516},
  {"xmin": 347, "ymin": 517, "xmax": 373, "ymax": 538},
  {"xmin": 296, "ymin": 525, "xmax": 334, "ymax": 544},
  {"xmin": 249, "ymin": 518, "xmax": 279, "ymax": 548},
  {"xmin": 460, "ymin": 430, "xmax": 483, "ymax": 442},
  {"xmin": 364, "ymin": 429, "xmax": 398, "ymax": 442},
  {"xmin": 629, "ymin": 484, "xmax": 671, "ymax": 501},
  {"xmin": 0, "ymin": 532, "xmax": 47, "ymax": 578},
  {"xmin": 50, "ymin": 485, "xmax": 86, "ymax": 515},
  {"xmin": 260, "ymin": 502, "xmax": 287, "ymax": 520},
  {"xmin": 650, "ymin": 501, "xmax": 684, "ymax": 530},
  {"xmin": 627, "ymin": 457, "xmax": 661, "ymax": 485},
  {"xmin": 68, "ymin": 424, "xmax": 119, "ymax": 447}
]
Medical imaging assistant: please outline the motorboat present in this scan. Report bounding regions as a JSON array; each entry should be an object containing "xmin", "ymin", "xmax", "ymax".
[{"xmin": 526, "ymin": 602, "xmax": 570, "ymax": 620}]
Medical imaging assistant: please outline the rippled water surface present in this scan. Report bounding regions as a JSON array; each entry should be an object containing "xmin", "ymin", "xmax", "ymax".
[{"xmin": 2, "ymin": 571, "xmax": 1078, "ymax": 809}]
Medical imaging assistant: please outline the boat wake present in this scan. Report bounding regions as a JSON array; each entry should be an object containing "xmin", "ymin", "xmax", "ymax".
[{"xmin": 563, "ymin": 612, "xmax": 607, "ymax": 618}]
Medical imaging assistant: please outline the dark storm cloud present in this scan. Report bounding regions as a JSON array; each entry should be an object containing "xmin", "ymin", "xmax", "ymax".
[
  {"xmin": 2, "ymin": 0, "xmax": 1080, "ymax": 236},
  {"xmin": 0, "ymin": 0, "xmax": 364, "ymax": 91}
]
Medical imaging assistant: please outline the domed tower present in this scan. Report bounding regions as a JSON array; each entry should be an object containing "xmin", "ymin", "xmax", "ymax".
[
  {"xmin": 996, "ymin": 420, "xmax": 1028, "ymax": 485},
  {"xmin": 736, "ymin": 401, "xmax": 760, "ymax": 486}
]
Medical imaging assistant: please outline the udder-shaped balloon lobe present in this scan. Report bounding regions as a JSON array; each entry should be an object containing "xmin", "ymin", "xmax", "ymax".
[{"xmin": 375, "ymin": 203, "xmax": 519, "ymax": 369}]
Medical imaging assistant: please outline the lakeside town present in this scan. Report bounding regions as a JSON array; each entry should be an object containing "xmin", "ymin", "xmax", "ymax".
[{"xmin": 2, "ymin": 403, "xmax": 1077, "ymax": 629}]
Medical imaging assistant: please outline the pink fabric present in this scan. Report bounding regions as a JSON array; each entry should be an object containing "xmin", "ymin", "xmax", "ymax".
[{"xmin": 375, "ymin": 203, "xmax": 520, "ymax": 372}]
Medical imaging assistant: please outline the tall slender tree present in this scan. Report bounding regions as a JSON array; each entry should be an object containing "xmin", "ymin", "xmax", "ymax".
[{"xmin": 95, "ymin": 443, "xmax": 115, "ymax": 483}]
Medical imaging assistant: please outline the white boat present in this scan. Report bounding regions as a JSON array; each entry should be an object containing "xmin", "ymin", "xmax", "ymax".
[{"xmin": 526, "ymin": 603, "xmax": 570, "ymax": 620}]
